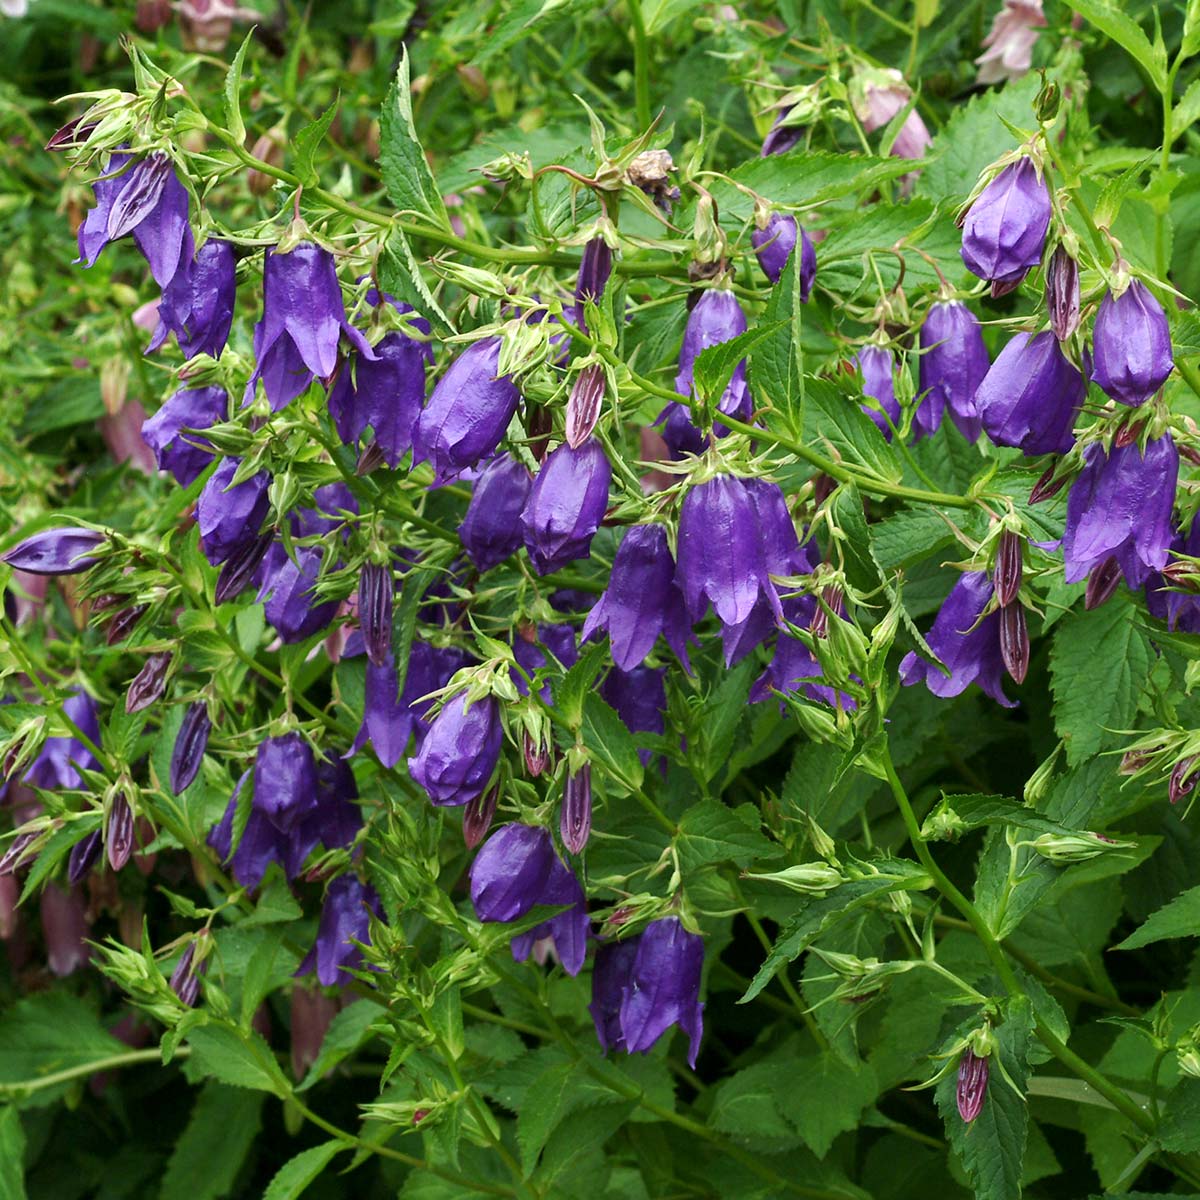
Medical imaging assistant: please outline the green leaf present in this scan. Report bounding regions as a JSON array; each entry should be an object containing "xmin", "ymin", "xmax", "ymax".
[
  {"xmin": 517, "ymin": 1061, "xmax": 579, "ymax": 1175},
  {"xmin": 691, "ymin": 321, "xmax": 784, "ymax": 424},
  {"xmin": 925, "ymin": 792, "xmax": 1089, "ymax": 840},
  {"xmin": 159, "ymin": 1083, "xmax": 263, "ymax": 1200},
  {"xmin": 552, "ymin": 639, "xmax": 609, "ymax": 729},
  {"xmin": 298, "ymin": 1000, "xmax": 380, "ymax": 1092},
  {"xmin": 262, "ymin": 1141, "xmax": 348, "ymax": 1200},
  {"xmin": 676, "ymin": 799, "xmax": 773, "ymax": 872},
  {"xmin": 581, "ymin": 693, "xmax": 644, "ymax": 793},
  {"xmin": 292, "ymin": 98, "xmax": 339, "ymax": 188},
  {"xmin": 709, "ymin": 1060, "xmax": 801, "ymax": 1147},
  {"xmin": 749, "ymin": 241, "xmax": 805, "ymax": 413},
  {"xmin": 1049, "ymin": 592, "xmax": 1154, "ymax": 765},
  {"xmin": 830, "ymin": 483, "xmax": 883, "ymax": 593},
  {"xmin": 379, "ymin": 52, "xmax": 448, "ymax": 229},
  {"xmin": 223, "ymin": 31, "xmax": 253, "ymax": 147},
  {"xmin": 1064, "ymin": 0, "xmax": 1168, "ymax": 93},
  {"xmin": 1156, "ymin": 1078, "xmax": 1200, "ymax": 1152},
  {"xmin": 243, "ymin": 872, "xmax": 304, "ymax": 926},
  {"xmin": 185, "ymin": 1024, "xmax": 288, "ymax": 1096},
  {"xmin": 801, "ymin": 375, "xmax": 902, "ymax": 484},
  {"xmin": 0, "ymin": 1107, "xmax": 26, "ymax": 1200},
  {"xmin": 1116, "ymin": 883, "xmax": 1200, "ymax": 950},
  {"xmin": 1175, "ymin": 78, "xmax": 1200, "ymax": 141},
  {"xmin": 789, "ymin": 1053, "xmax": 879, "ymax": 1157},
  {"xmin": 379, "ymin": 227, "xmax": 452, "ymax": 336},
  {"xmin": 935, "ymin": 997, "xmax": 1034, "ymax": 1200}
]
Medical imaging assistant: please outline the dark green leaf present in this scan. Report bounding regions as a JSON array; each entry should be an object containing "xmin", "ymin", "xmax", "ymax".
[
  {"xmin": 676, "ymin": 799, "xmax": 773, "ymax": 872},
  {"xmin": 1116, "ymin": 884, "xmax": 1200, "ymax": 950},
  {"xmin": 158, "ymin": 1083, "xmax": 262, "ymax": 1200},
  {"xmin": 262, "ymin": 1141, "xmax": 348, "ymax": 1200},
  {"xmin": 292, "ymin": 99, "xmax": 339, "ymax": 188},
  {"xmin": 379, "ymin": 53, "xmax": 448, "ymax": 228},
  {"xmin": 185, "ymin": 1024, "xmax": 288, "ymax": 1096},
  {"xmin": 581, "ymin": 693, "xmax": 644, "ymax": 793},
  {"xmin": 0, "ymin": 1107, "xmax": 26, "ymax": 1200}
]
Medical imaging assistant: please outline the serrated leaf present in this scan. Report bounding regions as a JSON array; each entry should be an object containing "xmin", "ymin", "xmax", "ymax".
[
  {"xmin": 789, "ymin": 1053, "xmax": 879, "ymax": 1157},
  {"xmin": 379, "ymin": 227, "xmax": 452, "ymax": 337},
  {"xmin": 223, "ymin": 31, "xmax": 253, "ymax": 146},
  {"xmin": 691, "ymin": 321, "xmax": 784, "ymax": 424},
  {"xmin": 1155, "ymin": 1078, "xmax": 1200, "ymax": 1152},
  {"xmin": 185, "ymin": 1024, "xmax": 288, "ymax": 1096},
  {"xmin": 292, "ymin": 98, "xmax": 338, "ymax": 188},
  {"xmin": 676, "ymin": 799, "xmax": 773, "ymax": 872},
  {"xmin": 517, "ymin": 1061, "xmax": 578, "ymax": 1175},
  {"xmin": 473, "ymin": 0, "xmax": 600, "ymax": 65},
  {"xmin": 379, "ymin": 53, "xmax": 448, "ymax": 229},
  {"xmin": 159, "ymin": 1084, "xmax": 262, "ymax": 1200},
  {"xmin": 830, "ymin": 483, "xmax": 883, "ymax": 593},
  {"xmin": 749, "ymin": 242, "xmax": 805, "ymax": 412},
  {"xmin": 262, "ymin": 1141, "xmax": 348, "ymax": 1200},
  {"xmin": 1174, "ymin": 78, "xmax": 1200, "ymax": 141},
  {"xmin": 551, "ymin": 639, "xmax": 609, "ymax": 729},
  {"xmin": 581, "ymin": 693, "xmax": 644, "ymax": 793},
  {"xmin": 1116, "ymin": 883, "xmax": 1200, "ymax": 950},
  {"xmin": 1065, "ymin": 0, "xmax": 1168, "ymax": 92},
  {"xmin": 0, "ymin": 1107, "xmax": 26, "ymax": 1200},
  {"xmin": 928, "ymin": 793, "xmax": 1088, "ymax": 839},
  {"xmin": 298, "ymin": 1000, "xmax": 380, "ymax": 1091},
  {"xmin": 800, "ymin": 376, "xmax": 902, "ymax": 485}
]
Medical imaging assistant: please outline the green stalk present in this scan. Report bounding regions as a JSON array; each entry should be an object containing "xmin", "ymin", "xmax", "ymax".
[{"xmin": 627, "ymin": 0, "xmax": 653, "ymax": 133}]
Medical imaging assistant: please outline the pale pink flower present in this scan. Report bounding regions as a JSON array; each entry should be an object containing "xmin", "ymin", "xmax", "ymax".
[
  {"xmin": 98, "ymin": 399, "xmax": 156, "ymax": 476},
  {"xmin": 853, "ymin": 69, "xmax": 932, "ymax": 161},
  {"xmin": 976, "ymin": 0, "xmax": 1046, "ymax": 85}
]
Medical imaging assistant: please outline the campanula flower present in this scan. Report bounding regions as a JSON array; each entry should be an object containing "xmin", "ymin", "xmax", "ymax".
[
  {"xmin": 960, "ymin": 158, "xmax": 1051, "ymax": 286},
  {"xmin": 2, "ymin": 528, "xmax": 104, "ymax": 576},
  {"xmin": 1091, "ymin": 279, "xmax": 1174, "ymax": 406},
  {"xmin": 147, "ymin": 238, "xmax": 236, "ymax": 360},
  {"xmin": 254, "ymin": 732, "xmax": 318, "ymax": 834},
  {"xmin": 1146, "ymin": 520, "xmax": 1200, "ymax": 632},
  {"xmin": 40, "ymin": 884, "xmax": 90, "ymax": 977},
  {"xmin": 976, "ymin": 0, "xmax": 1046, "ymax": 84},
  {"xmin": 856, "ymin": 344, "xmax": 901, "ymax": 438},
  {"xmin": 141, "ymin": 386, "xmax": 227, "ymax": 486},
  {"xmin": 24, "ymin": 690, "xmax": 100, "ymax": 790},
  {"xmin": 209, "ymin": 772, "xmax": 280, "ymax": 889},
  {"xmin": 575, "ymin": 237, "xmax": 613, "ymax": 303},
  {"xmin": 297, "ymin": 875, "xmax": 382, "ymax": 987},
  {"xmin": 170, "ymin": 703, "xmax": 211, "ymax": 794},
  {"xmin": 852, "ymin": 69, "xmax": 932, "ymax": 161},
  {"xmin": 511, "ymin": 624, "xmax": 578, "ymax": 700},
  {"xmin": 408, "ymin": 692, "xmax": 502, "ymax": 807},
  {"xmin": 457, "ymin": 455, "xmax": 533, "ymax": 572},
  {"xmin": 559, "ymin": 765, "xmax": 592, "ymax": 854},
  {"xmin": 258, "ymin": 546, "xmax": 340, "ymax": 644},
  {"xmin": 916, "ymin": 301, "xmax": 988, "ymax": 441},
  {"xmin": 509, "ymin": 856, "xmax": 590, "ymax": 977},
  {"xmin": 761, "ymin": 107, "xmax": 803, "ymax": 157},
  {"xmin": 196, "ymin": 457, "xmax": 271, "ymax": 565},
  {"xmin": 956, "ymin": 1049, "xmax": 990, "ymax": 1122},
  {"xmin": 672, "ymin": 288, "xmax": 751, "ymax": 430},
  {"xmin": 469, "ymin": 824, "xmax": 558, "ymax": 923},
  {"xmin": 520, "ymin": 440, "xmax": 612, "ymax": 575},
  {"xmin": 751, "ymin": 213, "xmax": 816, "ymax": 300}
]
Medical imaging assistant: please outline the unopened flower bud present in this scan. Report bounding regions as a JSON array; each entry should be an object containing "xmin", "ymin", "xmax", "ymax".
[
  {"xmin": 994, "ymin": 530, "xmax": 1024, "ymax": 607},
  {"xmin": 1028, "ymin": 831, "xmax": 1132, "ymax": 863},
  {"xmin": 1170, "ymin": 756, "xmax": 1198, "ymax": 805},
  {"xmin": 1085, "ymin": 557, "xmax": 1124, "ymax": 610},
  {"xmin": 1046, "ymin": 245, "xmax": 1080, "ymax": 341},
  {"xmin": 68, "ymin": 829, "xmax": 102, "ymax": 885},
  {"xmin": 522, "ymin": 728, "xmax": 551, "ymax": 777},
  {"xmin": 215, "ymin": 529, "xmax": 275, "ymax": 605},
  {"xmin": 956, "ymin": 1049, "xmax": 990, "ymax": 1123},
  {"xmin": 106, "ymin": 793, "xmax": 135, "ymax": 871},
  {"xmin": 171, "ymin": 703, "xmax": 212, "ymax": 795},
  {"xmin": 125, "ymin": 651, "xmax": 173, "ymax": 715},
  {"xmin": 105, "ymin": 605, "xmax": 147, "ymax": 646},
  {"xmin": 565, "ymin": 365, "xmax": 606, "ymax": 450},
  {"xmin": 998, "ymin": 602, "xmax": 1029, "ymax": 684},
  {"xmin": 463, "ymin": 783, "xmax": 499, "ymax": 850},
  {"xmin": 359, "ymin": 563, "xmax": 393, "ymax": 668},
  {"xmin": 560, "ymin": 764, "xmax": 593, "ymax": 854},
  {"xmin": 743, "ymin": 862, "xmax": 844, "ymax": 894},
  {"xmin": 1029, "ymin": 464, "xmax": 1067, "ymax": 505}
]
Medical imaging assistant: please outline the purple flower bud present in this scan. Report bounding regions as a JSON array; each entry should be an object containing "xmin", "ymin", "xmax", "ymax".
[
  {"xmin": 856, "ymin": 345, "xmax": 901, "ymax": 438},
  {"xmin": 68, "ymin": 830, "xmax": 102, "ymax": 885},
  {"xmin": 215, "ymin": 529, "xmax": 275, "ymax": 603},
  {"xmin": 1170, "ymin": 756, "xmax": 1198, "ymax": 805},
  {"xmin": 674, "ymin": 290, "xmax": 751, "ymax": 432},
  {"xmin": 148, "ymin": 238, "xmax": 237, "ymax": 360},
  {"xmin": 259, "ymin": 546, "xmax": 339, "ymax": 644},
  {"xmin": 125, "ymin": 651, "xmax": 173, "ymax": 715},
  {"xmin": 560, "ymin": 764, "xmax": 592, "ymax": 854},
  {"xmin": 40, "ymin": 884, "xmax": 90, "ymax": 977},
  {"xmin": 761, "ymin": 108, "xmax": 803, "ymax": 157},
  {"xmin": 470, "ymin": 824, "xmax": 558, "ymax": 922},
  {"xmin": 358, "ymin": 563, "xmax": 393, "ymax": 667},
  {"xmin": 1045, "ymin": 246, "xmax": 1080, "ymax": 341},
  {"xmin": 998, "ymin": 601, "xmax": 1029, "ymax": 684},
  {"xmin": 408, "ymin": 692, "xmax": 502, "ymax": 807},
  {"xmin": 458, "ymin": 455, "xmax": 532, "ymax": 572},
  {"xmin": 975, "ymin": 332, "xmax": 1083, "ymax": 456},
  {"xmin": 751, "ymin": 214, "xmax": 816, "ymax": 300},
  {"xmin": 170, "ymin": 941, "xmax": 208, "ymax": 1008},
  {"xmin": 576, "ymin": 237, "xmax": 613, "ymax": 303},
  {"xmin": 245, "ymin": 243, "xmax": 375, "ymax": 412},
  {"xmin": 993, "ymin": 530, "xmax": 1024, "ymax": 608},
  {"xmin": 197, "ymin": 457, "xmax": 271, "ymax": 566},
  {"xmin": 142, "ymin": 386, "xmax": 227, "ymax": 486},
  {"xmin": 1086, "ymin": 557, "xmax": 1124, "ymax": 610},
  {"xmin": 899, "ymin": 571, "xmax": 1014, "ymax": 707},
  {"xmin": 413, "ymin": 338, "xmax": 521, "ymax": 486},
  {"xmin": 1091, "ymin": 279, "xmax": 1174, "ymax": 406},
  {"xmin": 463, "ymin": 784, "xmax": 499, "ymax": 849},
  {"xmin": 0, "ymin": 832, "xmax": 37, "ymax": 877},
  {"xmin": 2, "ymin": 528, "xmax": 104, "ymax": 576},
  {"xmin": 960, "ymin": 158, "xmax": 1051, "ymax": 285},
  {"xmin": 1063, "ymin": 435, "xmax": 1178, "ymax": 589},
  {"xmin": 523, "ymin": 729, "xmax": 552, "ymax": 777},
  {"xmin": 510, "ymin": 856, "xmax": 590, "ymax": 976},
  {"xmin": 565, "ymin": 365, "xmax": 606, "ymax": 450},
  {"xmin": 917, "ymin": 301, "xmax": 988, "ymax": 442},
  {"xmin": 210, "ymin": 772, "xmax": 276, "ymax": 889},
  {"xmin": 170, "ymin": 703, "xmax": 211, "ymax": 795},
  {"xmin": 297, "ymin": 875, "xmax": 382, "ymax": 988},
  {"xmin": 520, "ymin": 440, "xmax": 612, "ymax": 575},
  {"xmin": 328, "ymin": 330, "xmax": 429, "ymax": 467},
  {"xmin": 582, "ymin": 524, "xmax": 692, "ymax": 672},
  {"xmin": 106, "ymin": 793, "xmax": 134, "ymax": 871},
  {"xmin": 77, "ymin": 152, "xmax": 192, "ymax": 288},
  {"xmin": 956, "ymin": 1049, "xmax": 989, "ymax": 1123},
  {"xmin": 105, "ymin": 605, "xmax": 147, "ymax": 646},
  {"xmin": 254, "ymin": 733, "xmax": 318, "ymax": 834}
]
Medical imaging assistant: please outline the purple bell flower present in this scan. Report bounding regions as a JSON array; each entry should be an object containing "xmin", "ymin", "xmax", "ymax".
[
  {"xmin": 196, "ymin": 457, "xmax": 271, "ymax": 565},
  {"xmin": 1091, "ymin": 279, "xmax": 1174, "ymax": 406},
  {"xmin": 511, "ymin": 623, "xmax": 578, "ymax": 700},
  {"xmin": 509, "ymin": 857, "xmax": 591, "ymax": 977},
  {"xmin": 1063, "ymin": 434, "xmax": 1178, "ymax": 588},
  {"xmin": 408, "ymin": 692, "xmax": 502, "ymax": 807},
  {"xmin": 590, "ymin": 917, "xmax": 705, "ymax": 1068},
  {"xmin": 147, "ymin": 238, "xmax": 236, "ymax": 360},
  {"xmin": 960, "ymin": 157, "xmax": 1052, "ymax": 286},
  {"xmin": 458, "ymin": 455, "xmax": 533, "ymax": 572},
  {"xmin": 975, "ymin": 332, "xmax": 1083, "ymax": 456},
  {"xmin": 2, "ymin": 528, "xmax": 104, "ymax": 576},
  {"xmin": 751, "ymin": 214, "xmax": 816, "ymax": 300},
  {"xmin": 469, "ymin": 823, "xmax": 558, "ymax": 922},
  {"xmin": 1146, "ymin": 520, "xmax": 1200, "ymax": 632},
  {"xmin": 285, "ymin": 758, "xmax": 361, "ymax": 878},
  {"xmin": 209, "ymin": 772, "xmax": 281, "ymax": 889},
  {"xmin": 762, "ymin": 107, "xmax": 803, "ymax": 157},
  {"xmin": 328, "ymin": 329, "xmax": 430, "ymax": 466},
  {"xmin": 856, "ymin": 345, "xmax": 901, "ymax": 438},
  {"xmin": 254, "ymin": 733, "xmax": 318, "ymax": 834},
  {"xmin": 669, "ymin": 289, "xmax": 752, "ymax": 445},
  {"xmin": 582, "ymin": 524, "xmax": 692, "ymax": 672},
  {"xmin": 520, "ymin": 440, "xmax": 612, "ymax": 575},
  {"xmin": 245, "ymin": 243, "xmax": 375, "ymax": 412},
  {"xmin": 24, "ymin": 690, "xmax": 100, "ymax": 790},
  {"xmin": 258, "ymin": 545, "xmax": 340, "ymax": 644},
  {"xmin": 142, "ymin": 386, "xmax": 227, "ymax": 486},
  {"xmin": 76, "ymin": 152, "xmax": 192, "ymax": 288},
  {"xmin": 298, "ymin": 875, "xmax": 382, "ymax": 987},
  {"xmin": 899, "ymin": 571, "xmax": 1014, "ymax": 707},
  {"xmin": 749, "ymin": 596, "xmax": 855, "ymax": 710},
  {"xmin": 413, "ymin": 338, "xmax": 521, "ymax": 486},
  {"xmin": 916, "ymin": 301, "xmax": 988, "ymax": 441},
  {"xmin": 576, "ymin": 237, "xmax": 613, "ymax": 303}
]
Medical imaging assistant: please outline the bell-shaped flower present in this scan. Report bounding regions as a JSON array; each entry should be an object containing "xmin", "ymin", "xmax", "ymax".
[
  {"xmin": 1146, "ymin": 520, "xmax": 1200, "ymax": 633},
  {"xmin": 142, "ymin": 386, "xmax": 227, "ymax": 486},
  {"xmin": 209, "ymin": 772, "xmax": 283, "ymax": 889},
  {"xmin": 244, "ymin": 243, "xmax": 374, "ymax": 412},
  {"xmin": 511, "ymin": 623, "xmax": 578, "ymax": 700},
  {"xmin": 856, "ymin": 344, "xmax": 901, "ymax": 438},
  {"xmin": 196, "ymin": 457, "xmax": 271, "ymax": 565},
  {"xmin": 916, "ymin": 301, "xmax": 988, "ymax": 441},
  {"xmin": 509, "ymin": 856, "xmax": 591, "ymax": 977},
  {"xmin": 408, "ymin": 691, "xmax": 502, "ymax": 807},
  {"xmin": 960, "ymin": 158, "xmax": 1051, "ymax": 285},
  {"xmin": 457, "ymin": 455, "xmax": 532, "ymax": 572},
  {"xmin": 976, "ymin": 0, "xmax": 1046, "ymax": 84},
  {"xmin": 413, "ymin": 338, "xmax": 521, "ymax": 486},
  {"xmin": 762, "ymin": 106, "xmax": 803, "ymax": 157},
  {"xmin": 582, "ymin": 524, "xmax": 692, "ymax": 672},
  {"xmin": 2, "ymin": 528, "xmax": 104, "ymax": 576},
  {"xmin": 1091, "ymin": 279, "xmax": 1174, "ymax": 406},
  {"xmin": 1063, "ymin": 434, "xmax": 1178, "ymax": 588},
  {"xmin": 575, "ymin": 236, "xmax": 613, "ymax": 303},
  {"xmin": 751, "ymin": 213, "xmax": 817, "ymax": 300},
  {"xmin": 520, "ymin": 439, "xmax": 611, "ymax": 575},
  {"xmin": 254, "ymin": 732, "xmax": 318, "ymax": 834},
  {"xmin": 975, "ymin": 331, "xmax": 1083, "ymax": 455},
  {"xmin": 40, "ymin": 884, "xmax": 91, "ymax": 977},
  {"xmin": 24, "ymin": 690, "xmax": 100, "ymax": 790},
  {"xmin": 297, "ymin": 875, "xmax": 382, "ymax": 988},
  {"xmin": 852, "ymin": 70, "xmax": 932, "ymax": 161},
  {"xmin": 750, "ymin": 596, "xmax": 855, "ymax": 710},
  {"xmin": 899, "ymin": 571, "xmax": 1015, "ymax": 707},
  {"xmin": 469, "ymin": 823, "xmax": 558, "ymax": 922},
  {"xmin": 147, "ymin": 238, "xmax": 236, "ymax": 360},
  {"xmin": 258, "ymin": 545, "xmax": 339, "ymax": 644}
]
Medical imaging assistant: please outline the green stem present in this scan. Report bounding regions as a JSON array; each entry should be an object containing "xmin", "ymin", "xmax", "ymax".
[
  {"xmin": 0, "ymin": 1046, "xmax": 192, "ymax": 1097},
  {"xmin": 627, "ymin": 0, "xmax": 653, "ymax": 132}
]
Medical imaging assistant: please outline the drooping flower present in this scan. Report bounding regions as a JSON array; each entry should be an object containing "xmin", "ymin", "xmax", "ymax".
[
  {"xmin": 1090, "ymin": 279, "xmax": 1174, "ymax": 406},
  {"xmin": 974, "ymin": 332, "xmax": 1083, "ymax": 455},
  {"xmin": 1062, "ymin": 435, "xmax": 1178, "ymax": 588},
  {"xmin": 916, "ymin": 301, "xmax": 988, "ymax": 441},
  {"xmin": 899, "ymin": 571, "xmax": 1015, "ymax": 707},
  {"xmin": 509, "ymin": 856, "xmax": 590, "ymax": 977},
  {"xmin": 297, "ymin": 875, "xmax": 382, "ymax": 988},
  {"xmin": 141, "ymin": 386, "xmax": 227, "ymax": 486},
  {"xmin": 147, "ymin": 238, "xmax": 237, "ymax": 360},
  {"xmin": 258, "ymin": 546, "xmax": 340, "ymax": 644},
  {"xmin": 975, "ymin": 0, "xmax": 1046, "ymax": 84},
  {"xmin": 1146, "ymin": 520, "xmax": 1200, "ymax": 633},
  {"xmin": 457, "ymin": 455, "xmax": 533, "ymax": 572},
  {"xmin": 851, "ymin": 69, "xmax": 932, "ymax": 161},
  {"xmin": 762, "ymin": 106, "xmax": 804, "ymax": 157},
  {"xmin": 520, "ymin": 440, "xmax": 612, "ymax": 575},
  {"xmin": 601, "ymin": 665, "xmax": 667, "ymax": 765},
  {"xmin": 413, "ymin": 338, "xmax": 521, "ymax": 486},
  {"xmin": 582, "ymin": 524, "xmax": 692, "ymax": 672},
  {"xmin": 575, "ymin": 236, "xmax": 613, "ymax": 303},
  {"xmin": 855, "ymin": 344, "xmax": 901, "ymax": 439},
  {"xmin": 196, "ymin": 457, "xmax": 271, "ymax": 565},
  {"xmin": 749, "ymin": 596, "xmax": 856, "ymax": 710},
  {"xmin": 40, "ymin": 884, "xmax": 90, "ymax": 977},
  {"xmin": 358, "ymin": 563, "xmax": 393, "ymax": 668},
  {"xmin": 960, "ymin": 158, "xmax": 1051, "ymax": 286},
  {"xmin": 24, "ymin": 691, "xmax": 101, "ymax": 790},
  {"xmin": 254, "ymin": 733, "xmax": 318, "ymax": 834},
  {"xmin": 511, "ymin": 623, "xmax": 578, "ymax": 700},
  {"xmin": 2, "ymin": 528, "xmax": 104, "ymax": 576},
  {"xmin": 244, "ymin": 243, "xmax": 375, "ymax": 412},
  {"xmin": 469, "ymin": 824, "xmax": 558, "ymax": 923},
  {"xmin": 751, "ymin": 213, "xmax": 817, "ymax": 300},
  {"xmin": 408, "ymin": 691, "xmax": 502, "ymax": 807}
]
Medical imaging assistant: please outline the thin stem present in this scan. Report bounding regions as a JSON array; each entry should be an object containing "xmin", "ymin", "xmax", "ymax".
[
  {"xmin": 0, "ymin": 1046, "xmax": 192, "ymax": 1097},
  {"xmin": 627, "ymin": 0, "xmax": 653, "ymax": 133}
]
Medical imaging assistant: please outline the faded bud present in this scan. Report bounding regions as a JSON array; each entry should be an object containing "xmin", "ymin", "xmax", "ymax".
[
  {"xmin": 125, "ymin": 651, "xmax": 173, "ymax": 715},
  {"xmin": 1170, "ymin": 756, "xmax": 1198, "ymax": 806},
  {"xmin": 463, "ymin": 784, "xmax": 499, "ymax": 850},
  {"xmin": 106, "ymin": 793, "xmax": 135, "ymax": 872},
  {"xmin": 565, "ymin": 365, "xmax": 606, "ymax": 449}
]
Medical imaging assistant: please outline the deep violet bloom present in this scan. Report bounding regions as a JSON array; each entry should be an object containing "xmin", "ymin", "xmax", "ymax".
[
  {"xmin": 244, "ymin": 243, "xmax": 374, "ymax": 412},
  {"xmin": 751, "ymin": 213, "xmax": 816, "ymax": 300},
  {"xmin": 196, "ymin": 457, "xmax": 271, "ymax": 565},
  {"xmin": 1063, "ymin": 435, "xmax": 1178, "ymax": 588},
  {"xmin": 359, "ymin": 562, "xmax": 393, "ymax": 668},
  {"xmin": 148, "ymin": 238, "xmax": 236, "ymax": 359},
  {"xmin": 76, "ymin": 152, "xmax": 192, "ymax": 288},
  {"xmin": 1146, "ymin": 520, "xmax": 1200, "ymax": 633},
  {"xmin": 209, "ymin": 772, "xmax": 281, "ymax": 889},
  {"xmin": 458, "ymin": 455, "xmax": 532, "ymax": 572},
  {"xmin": 1091, "ymin": 280, "xmax": 1174, "ymax": 406},
  {"xmin": 509, "ymin": 856, "xmax": 591, "ymax": 976},
  {"xmin": 520, "ymin": 440, "xmax": 611, "ymax": 575},
  {"xmin": 668, "ymin": 289, "xmax": 752, "ymax": 443},
  {"xmin": 960, "ymin": 157, "xmax": 1051, "ymax": 285},
  {"xmin": 297, "ymin": 875, "xmax": 382, "ymax": 987},
  {"xmin": 413, "ymin": 338, "xmax": 521, "ymax": 486},
  {"xmin": 141, "ymin": 386, "xmax": 227, "ymax": 486},
  {"xmin": 327, "ymin": 329, "xmax": 429, "ymax": 466},
  {"xmin": 258, "ymin": 546, "xmax": 339, "ymax": 644},
  {"xmin": 762, "ymin": 107, "xmax": 803, "ymax": 157},
  {"xmin": 856, "ymin": 345, "xmax": 901, "ymax": 438},
  {"xmin": 917, "ymin": 301, "xmax": 988, "ymax": 441},
  {"xmin": 749, "ymin": 596, "xmax": 855, "ymax": 710},
  {"xmin": 469, "ymin": 824, "xmax": 558, "ymax": 923},
  {"xmin": 2, "ymin": 528, "xmax": 103, "ymax": 576},
  {"xmin": 511, "ymin": 623, "xmax": 578, "ymax": 701},
  {"xmin": 575, "ymin": 237, "xmax": 613, "ymax": 303},
  {"xmin": 590, "ymin": 917, "xmax": 704, "ymax": 1068},
  {"xmin": 24, "ymin": 690, "xmax": 100, "ymax": 790},
  {"xmin": 899, "ymin": 571, "xmax": 1014, "ymax": 707},
  {"xmin": 974, "ymin": 332, "xmax": 1083, "ymax": 455},
  {"xmin": 170, "ymin": 702, "xmax": 211, "ymax": 794},
  {"xmin": 254, "ymin": 732, "xmax": 318, "ymax": 834},
  {"xmin": 408, "ymin": 692, "xmax": 502, "ymax": 807},
  {"xmin": 582, "ymin": 524, "xmax": 692, "ymax": 671}
]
